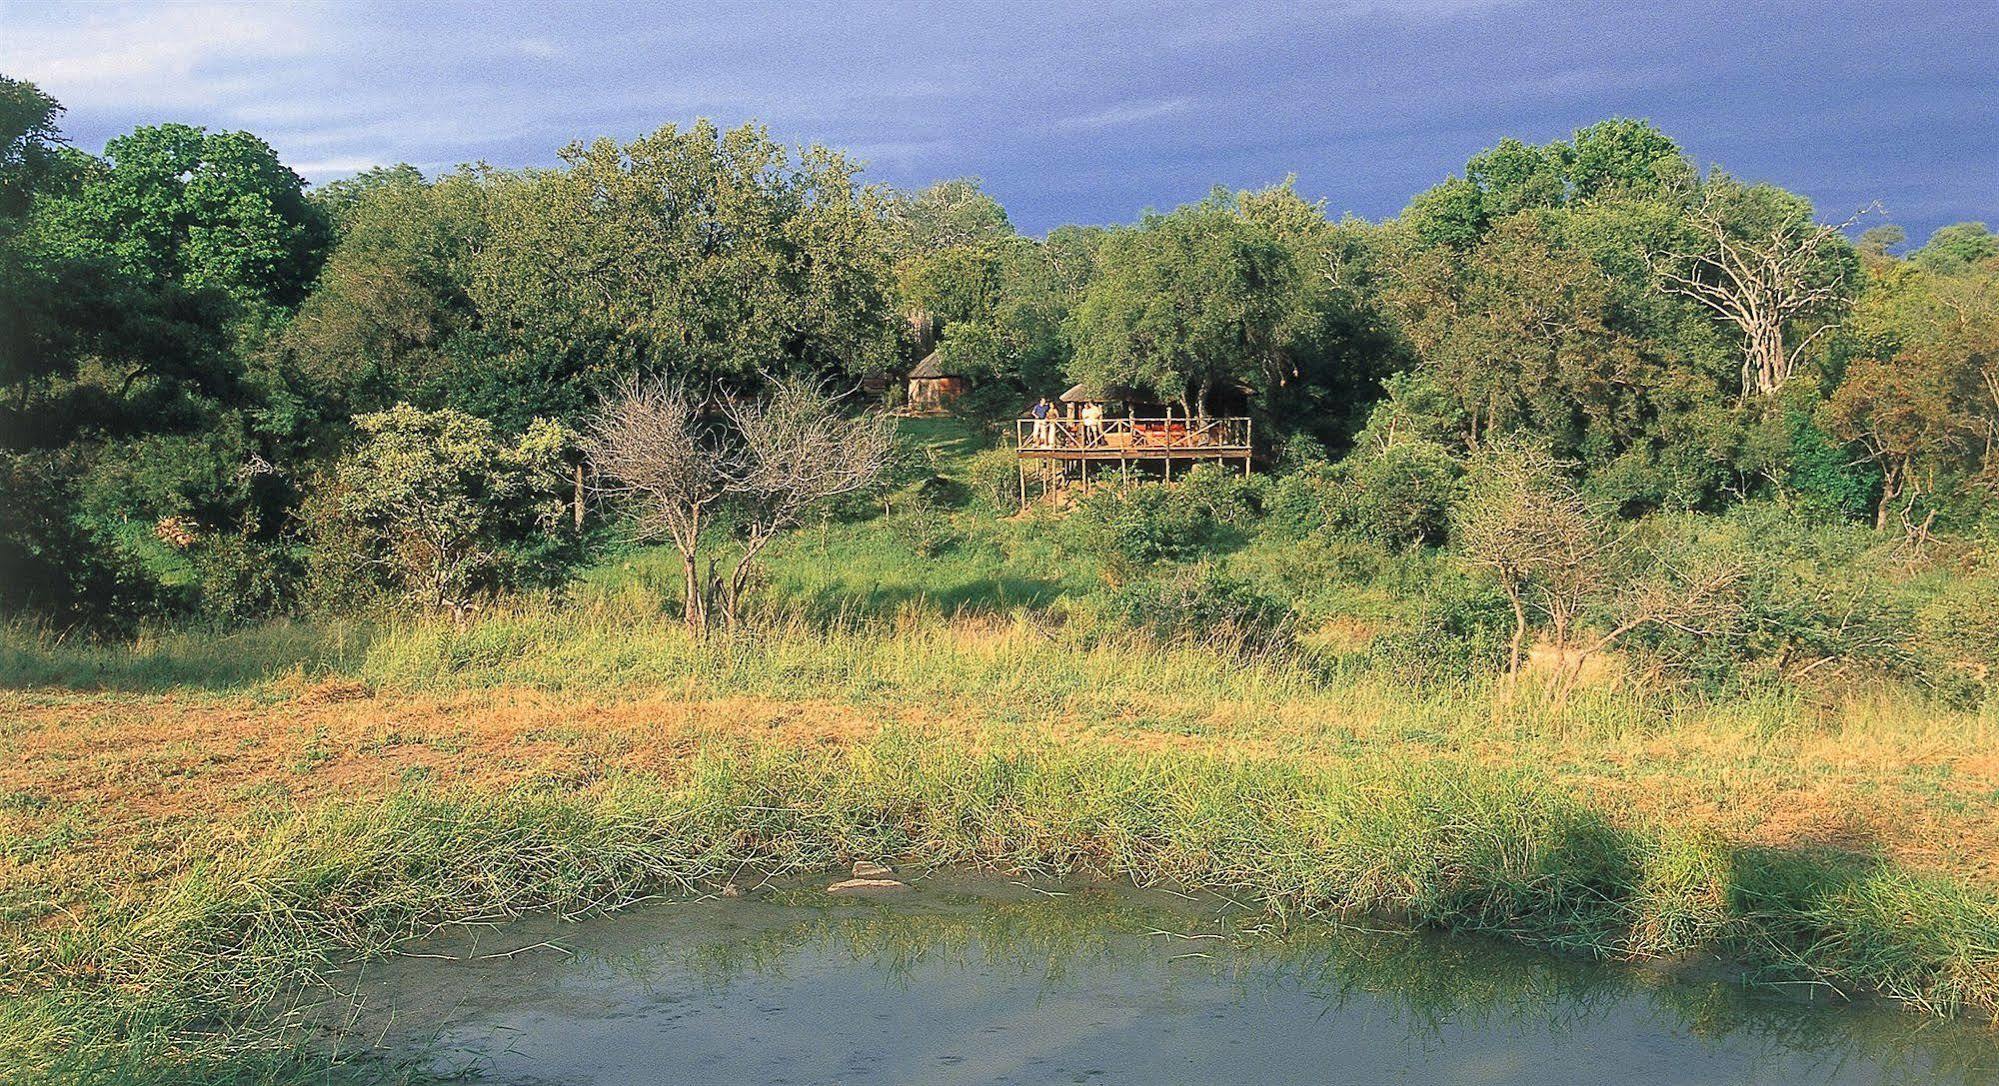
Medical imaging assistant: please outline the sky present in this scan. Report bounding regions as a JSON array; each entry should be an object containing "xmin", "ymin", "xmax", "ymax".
[{"xmin": 1, "ymin": 0, "xmax": 1994, "ymax": 244}]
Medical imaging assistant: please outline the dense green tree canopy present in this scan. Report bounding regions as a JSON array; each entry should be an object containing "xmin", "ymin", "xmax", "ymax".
[
  {"xmin": 3, "ymin": 79, "xmax": 1994, "ymax": 631},
  {"xmin": 1067, "ymin": 194, "xmax": 1302, "ymax": 416},
  {"xmin": 32, "ymin": 123, "xmax": 329, "ymax": 323}
]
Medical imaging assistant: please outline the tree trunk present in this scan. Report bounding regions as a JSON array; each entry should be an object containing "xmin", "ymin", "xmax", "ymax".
[
  {"xmin": 573, "ymin": 463, "xmax": 585, "ymax": 531},
  {"xmin": 1874, "ymin": 460, "xmax": 1904, "ymax": 532},
  {"xmin": 1506, "ymin": 588, "xmax": 1528, "ymax": 674},
  {"xmin": 680, "ymin": 549, "xmax": 705, "ymax": 632}
]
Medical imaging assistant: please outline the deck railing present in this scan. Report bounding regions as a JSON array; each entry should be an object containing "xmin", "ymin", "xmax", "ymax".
[{"xmin": 1015, "ymin": 415, "xmax": 1251, "ymax": 453}]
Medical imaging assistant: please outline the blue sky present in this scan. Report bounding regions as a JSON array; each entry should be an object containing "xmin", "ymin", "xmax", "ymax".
[{"xmin": 2, "ymin": 0, "xmax": 1993, "ymax": 243}]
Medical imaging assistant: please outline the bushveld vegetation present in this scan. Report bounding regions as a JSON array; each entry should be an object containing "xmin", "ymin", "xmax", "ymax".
[{"xmin": 1, "ymin": 70, "xmax": 1997, "ymax": 1083}]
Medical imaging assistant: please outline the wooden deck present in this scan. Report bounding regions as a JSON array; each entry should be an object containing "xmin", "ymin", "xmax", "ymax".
[
  {"xmin": 1013, "ymin": 416, "xmax": 1253, "ymax": 503},
  {"xmin": 1015, "ymin": 416, "xmax": 1252, "ymax": 459}
]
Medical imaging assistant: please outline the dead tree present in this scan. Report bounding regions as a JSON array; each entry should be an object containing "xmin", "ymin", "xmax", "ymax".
[
  {"xmin": 582, "ymin": 379, "xmax": 727, "ymax": 631},
  {"xmin": 584, "ymin": 376, "xmax": 895, "ymax": 633},
  {"xmin": 1652, "ymin": 193, "xmax": 1861, "ymax": 399},
  {"xmin": 717, "ymin": 377, "xmax": 896, "ymax": 628}
]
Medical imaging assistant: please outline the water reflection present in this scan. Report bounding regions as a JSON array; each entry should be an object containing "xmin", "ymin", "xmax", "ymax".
[{"xmin": 310, "ymin": 872, "xmax": 1998, "ymax": 1085}]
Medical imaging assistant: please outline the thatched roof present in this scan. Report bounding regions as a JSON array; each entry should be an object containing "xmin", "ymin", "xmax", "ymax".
[
  {"xmin": 908, "ymin": 351, "xmax": 958, "ymax": 381},
  {"xmin": 1059, "ymin": 382, "xmax": 1161, "ymax": 404}
]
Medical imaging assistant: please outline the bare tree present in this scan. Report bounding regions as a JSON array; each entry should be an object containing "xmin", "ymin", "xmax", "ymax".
[
  {"xmin": 582, "ymin": 380, "xmax": 728, "ymax": 630},
  {"xmin": 583, "ymin": 376, "xmax": 895, "ymax": 633},
  {"xmin": 1651, "ymin": 190, "xmax": 1862, "ymax": 399},
  {"xmin": 1550, "ymin": 552, "xmax": 1745, "ymax": 702}
]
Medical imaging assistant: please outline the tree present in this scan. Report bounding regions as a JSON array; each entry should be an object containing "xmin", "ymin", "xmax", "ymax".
[
  {"xmin": 1400, "ymin": 119, "xmax": 1694, "ymax": 251},
  {"xmin": 336, "ymin": 405, "xmax": 570, "ymax": 612},
  {"xmin": 1651, "ymin": 180, "xmax": 1860, "ymax": 398},
  {"xmin": 281, "ymin": 166, "xmax": 492, "ymax": 415},
  {"xmin": 585, "ymin": 377, "xmax": 894, "ymax": 632},
  {"xmin": 1912, "ymin": 222, "xmax": 1999, "ymax": 275},
  {"xmin": 888, "ymin": 178, "xmax": 1014, "ymax": 252},
  {"xmin": 1857, "ymin": 225, "xmax": 1906, "ymax": 258},
  {"xmin": 32, "ymin": 123, "xmax": 329, "ymax": 323},
  {"xmin": 579, "ymin": 381, "xmax": 721, "ymax": 629},
  {"xmin": 1451, "ymin": 444, "xmax": 1608, "ymax": 673},
  {"xmin": 0, "ymin": 75, "xmax": 65, "ymax": 225},
  {"xmin": 1452, "ymin": 443, "xmax": 1743, "ymax": 695},
  {"xmin": 715, "ymin": 378, "xmax": 896, "ymax": 626},
  {"xmin": 1824, "ymin": 259, "xmax": 1998, "ymax": 534},
  {"xmin": 472, "ymin": 122, "xmax": 901, "ymax": 418},
  {"xmin": 1067, "ymin": 197, "xmax": 1299, "ymax": 416}
]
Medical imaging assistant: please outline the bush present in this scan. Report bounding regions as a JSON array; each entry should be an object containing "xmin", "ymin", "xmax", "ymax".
[
  {"xmin": 1066, "ymin": 483, "xmax": 1215, "ymax": 583},
  {"xmin": 965, "ymin": 446, "xmax": 1024, "ymax": 515},
  {"xmin": 1263, "ymin": 462, "xmax": 1349, "ymax": 538},
  {"xmin": 888, "ymin": 488, "xmax": 958, "ymax": 558},
  {"xmin": 334, "ymin": 405, "xmax": 576, "ymax": 612},
  {"xmin": 1369, "ymin": 575, "xmax": 1514, "ymax": 686},
  {"xmin": 1175, "ymin": 463, "xmax": 1265, "ymax": 530},
  {"xmin": 1099, "ymin": 564, "xmax": 1294, "ymax": 655},
  {"xmin": 1347, "ymin": 439, "xmax": 1461, "ymax": 546}
]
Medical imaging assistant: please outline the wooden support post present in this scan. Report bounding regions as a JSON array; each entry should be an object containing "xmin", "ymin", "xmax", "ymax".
[{"xmin": 1018, "ymin": 460, "xmax": 1026, "ymax": 511}]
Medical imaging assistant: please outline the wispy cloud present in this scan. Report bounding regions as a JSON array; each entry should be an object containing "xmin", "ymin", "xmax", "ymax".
[
  {"xmin": 1056, "ymin": 98, "xmax": 1191, "ymax": 131},
  {"xmin": 0, "ymin": 0, "xmax": 331, "ymax": 111}
]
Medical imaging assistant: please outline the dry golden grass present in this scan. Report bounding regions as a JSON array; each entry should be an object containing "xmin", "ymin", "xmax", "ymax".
[{"xmin": 4, "ymin": 659, "xmax": 1995, "ymax": 939}]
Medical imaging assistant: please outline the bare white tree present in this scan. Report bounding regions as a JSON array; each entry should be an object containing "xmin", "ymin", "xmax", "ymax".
[
  {"xmin": 1651, "ymin": 191, "xmax": 1862, "ymax": 399},
  {"xmin": 717, "ymin": 377, "xmax": 897, "ymax": 627},
  {"xmin": 584, "ymin": 376, "xmax": 896, "ymax": 632},
  {"xmin": 582, "ymin": 379, "xmax": 729, "ymax": 630}
]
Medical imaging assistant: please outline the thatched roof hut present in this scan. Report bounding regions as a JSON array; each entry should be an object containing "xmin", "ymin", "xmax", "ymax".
[{"xmin": 906, "ymin": 351, "xmax": 968, "ymax": 413}]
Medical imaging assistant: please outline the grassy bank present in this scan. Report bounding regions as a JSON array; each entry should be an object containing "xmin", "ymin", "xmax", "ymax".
[{"xmin": 9, "ymin": 731, "xmax": 1999, "ymax": 1082}]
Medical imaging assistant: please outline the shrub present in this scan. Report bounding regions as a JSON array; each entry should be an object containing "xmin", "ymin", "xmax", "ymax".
[
  {"xmin": 889, "ymin": 488, "xmax": 958, "ymax": 558},
  {"xmin": 1347, "ymin": 439, "xmax": 1462, "ymax": 546},
  {"xmin": 1100, "ymin": 564, "xmax": 1294, "ymax": 655},
  {"xmin": 1263, "ymin": 462, "xmax": 1349, "ymax": 538},
  {"xmin": 1066, "ymin": 483, "xmax": 1214, "ymax": 583},
  {"xmin": 966, "ymin": 446, "xmax": 1024, "ymax": 515},
  {"xmin": 335, "ymin": 405, "xmax": 575, "ymax": 612},
  {"xmin": 1369, "ymin": 575, "xmax": 1514, "ymax": 686},
  {"xmin": 1176, "ymin": 462, "xmax": 1266, "ymax": 530}
]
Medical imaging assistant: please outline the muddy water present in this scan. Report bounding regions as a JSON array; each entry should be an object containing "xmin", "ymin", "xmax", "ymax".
[{"xmin": 304, "ymin": 871, "xmax": 1998, "ymax": 1084}]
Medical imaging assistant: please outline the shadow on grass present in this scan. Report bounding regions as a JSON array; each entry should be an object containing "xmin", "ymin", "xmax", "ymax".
[
  {"xmin": 0, "ymin": 619, "xmax": 380, "ymax": 694},
  {"xmin": 778, "ymin": 574, "xmax": 1069, "ymax": 622}
]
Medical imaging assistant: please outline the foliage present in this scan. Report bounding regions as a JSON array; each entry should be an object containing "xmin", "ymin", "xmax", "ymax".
[
  {"xmin": 1067, "ymin": 193, "xmax": 1301, "ymax": 415},
  {"xmin": 1065, "ymin": 474, "xmax": 1256, "ymax": 583},
  {"xmin": 1451, "ymin": 443, "xmax": 1609, "ymax": 671},
  {"xmin": 1345, "ymin": 438, "xmax": 1462, "ymax": 546},
  {"xmin": 30, "ymin": 122, "xmax": 329, "ymax": 324},
  {"xmin": 1099, "ymin": 563, "xmax": 1294, "ymax": 655},
  {"xmin": 1911, "ymin": 222, "xmax": 1998, "ymax": 275},
  {"xmin": 473, "ymin": 123, "xmax": 901, "ymax": 419},
  {"xmin": 335, "ymin": 404, "xmax": 573, "ymax": 611},
  {"xmin": 966, "ymin": 445, "xmax": 1025, "ymax": 515}
]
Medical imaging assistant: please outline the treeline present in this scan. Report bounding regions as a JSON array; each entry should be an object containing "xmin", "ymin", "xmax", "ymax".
[{"xmin": 1, "ymin": 73, "xmax": 1994, "ymax": 629}]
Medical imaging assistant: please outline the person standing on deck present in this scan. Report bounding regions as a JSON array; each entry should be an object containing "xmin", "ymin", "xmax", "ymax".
[
  {"xmin": 1082, "ymin": 402, "xmax": 1104, "ymax": 446},
  {"xmin": 1029, "ymin": 397, "xmax": 1053, "ymax": 446}
]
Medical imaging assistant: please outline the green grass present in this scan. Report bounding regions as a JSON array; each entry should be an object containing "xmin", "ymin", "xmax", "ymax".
[{"xmin": 12, "ymin": 735, "xmax": 1999, "ymax": 1083}]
